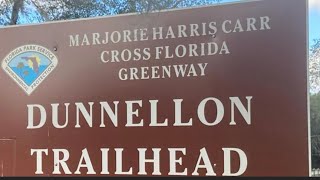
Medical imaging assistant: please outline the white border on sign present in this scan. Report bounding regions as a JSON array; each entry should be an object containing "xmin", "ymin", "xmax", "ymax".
[{"xmin": 306, "ymin": 0, "xmax": 311, "ymax": 177}]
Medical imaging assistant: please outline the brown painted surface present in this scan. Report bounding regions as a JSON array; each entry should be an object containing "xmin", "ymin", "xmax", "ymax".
[{"xmin": 0, "ymin": 0, "xmax": 308, "ymax": 176}]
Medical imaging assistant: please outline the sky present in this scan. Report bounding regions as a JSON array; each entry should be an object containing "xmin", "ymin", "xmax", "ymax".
[
  {"xmin": 309, "ymin": 0, "xmax": 320, "ymax": 47},
  {"xmin": 221, "ymin": 0, "xmax": 320, "ymax": 48}
]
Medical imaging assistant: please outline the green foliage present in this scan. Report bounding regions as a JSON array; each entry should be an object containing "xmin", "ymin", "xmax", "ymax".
[
  {"xmin": 38, "ymin": 0, "xmax": 107, "ymax": 21},
  {"xmin": 310, "ymin": 39, "xmax": 320, "ymax": 93},
  {"xmin": 0, "ymin": 0, "xmax": 221, "ymax": 25},
  {"xmin": 311, "ymin": 93, "xmax": 320, "ymax": 135},
  {"xmin": 100, "ymin": 0, "xmax": 221, "ymax": 15},
  {"xmin": 312, "ymin": 39, "xmax": 320, "ymax": 54},
  {"xmin": 17, "ymin": 62, "xmax": 24, "ymax": 69},
  {"xmin": 311, "ymin": 92, "xmax": 320, "ymax": 168}
]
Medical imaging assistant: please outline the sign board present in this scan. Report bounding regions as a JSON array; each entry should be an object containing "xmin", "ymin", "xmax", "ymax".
[{"xmin": 0, "ymin": 0, "xmax": 309, "ymax": 176}]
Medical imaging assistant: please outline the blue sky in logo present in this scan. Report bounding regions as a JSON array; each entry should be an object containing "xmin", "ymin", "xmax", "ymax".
[
  {"xmin": 9, "ymin": 52, "xmax": 51, "ymax": 67},
  {"xmin": 8, "ymin": 52, "xmax": 52, "ymax": 86}
]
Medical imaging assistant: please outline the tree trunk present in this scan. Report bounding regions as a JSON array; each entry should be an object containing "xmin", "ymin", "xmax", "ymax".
[{"xmin": 10, "ymin": 0, "xmax": 24, "ymax": 25}]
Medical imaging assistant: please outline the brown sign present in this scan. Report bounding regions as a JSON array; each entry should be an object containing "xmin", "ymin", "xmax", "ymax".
[{"xmin": 0, "ymin": 0, "xmax": 309, "ymax": 176}]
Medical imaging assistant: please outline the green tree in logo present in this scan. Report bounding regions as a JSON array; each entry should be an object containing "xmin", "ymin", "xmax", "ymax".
[
  {"xmin": 17, "ymin": 62, "xmax": 24, "ymax": 78},
  {"xmin": 23, "ymin": 70, "xmax": 29, "ymax": 78}
]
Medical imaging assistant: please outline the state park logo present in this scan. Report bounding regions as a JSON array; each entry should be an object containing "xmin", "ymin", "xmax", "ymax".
[{"xmin": 1, "ymin": 44, "xmax": 58, "ymax": 95}]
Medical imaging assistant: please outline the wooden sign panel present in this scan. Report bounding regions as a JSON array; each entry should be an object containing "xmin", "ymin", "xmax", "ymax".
[{"xmin": 0, "ymin": 0, "xmax": 309, "ymax": 176}]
